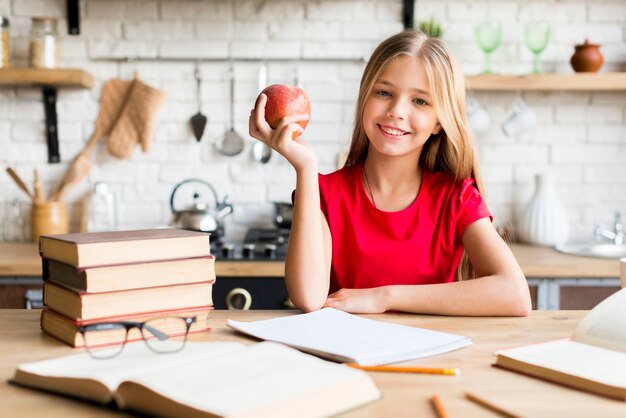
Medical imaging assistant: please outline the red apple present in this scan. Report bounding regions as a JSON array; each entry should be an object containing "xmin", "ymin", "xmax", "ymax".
[{"xmin": 260, "ymin": 84, "xmax": 310, "ymax": 140}]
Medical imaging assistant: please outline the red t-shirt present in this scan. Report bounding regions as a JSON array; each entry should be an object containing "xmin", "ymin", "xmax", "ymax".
[{"xmin": 318, "ymin": 163, "xmax": 492, "ymax": 293}]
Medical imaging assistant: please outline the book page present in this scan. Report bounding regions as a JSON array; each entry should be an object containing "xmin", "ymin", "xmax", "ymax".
[
  {"xmin": 228, "ymin": 308, "xmax": 471, "ymax": 365},
  {"xmin": 497, "ymin": 339, "xmax": 626, "ymax": 388},
  {"xmin": 121, "ymin": 341, "xmax": 380, "ymax": 417},
  {"xmin": 17, "ymin": 341, "xmax": 244, "ymax": 391},
  {"xmin": 572, "ymin": 288, "xmax": 626, "ymax": 353}
]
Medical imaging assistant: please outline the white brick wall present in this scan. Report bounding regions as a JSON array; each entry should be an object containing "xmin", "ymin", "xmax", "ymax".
[{"xmin": 0, "ymin": 0, "xmax": 625, "ymax": 244}]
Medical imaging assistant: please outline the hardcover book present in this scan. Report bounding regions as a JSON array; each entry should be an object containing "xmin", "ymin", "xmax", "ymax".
[
  {"xmin": 43, "ymin": 280, "xmax": 214, "ymax": 321},
  {"xmin": 41, "ymin": 306, "xmax": 213, "ymax": 348},
  {"xmin": 44, "ymin": 255, "xmax": 215, "ymax": 293},
  {"xmin": 12, "ymin": 341, "xmax": 381, "ymax": 418},
  {"xmin": 494, "ymin": 288, "xmax": 626, "ymax": 400},
  {"xmin": 39, "ymin": 228, "xmax": 211, "ymax": 268}
]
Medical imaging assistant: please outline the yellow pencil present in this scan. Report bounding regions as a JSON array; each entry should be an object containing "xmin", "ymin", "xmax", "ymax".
[
  {"xmin": 345, "ymin": 364, "xmax": 460, "ymax": 375},
  {"xmin": 430, "ymin": 394, "xmax": 449, "ymax": 418},
  {"xmin": 464, "ymin": 392, "xmax": 522, "ymax": 418}
]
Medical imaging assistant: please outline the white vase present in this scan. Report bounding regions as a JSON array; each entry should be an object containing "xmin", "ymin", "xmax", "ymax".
[{"xmin": 518, "ymin": 174, "xmax": 569, "ymax": 246}]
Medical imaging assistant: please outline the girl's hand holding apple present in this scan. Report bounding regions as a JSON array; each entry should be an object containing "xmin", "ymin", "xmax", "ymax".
[{"xmin": 249, "ymin": 84, "xmax": 315, "ymax": 171}]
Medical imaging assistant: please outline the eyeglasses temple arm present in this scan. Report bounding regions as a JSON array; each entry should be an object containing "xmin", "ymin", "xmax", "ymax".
[{"xmin": 142, "ymin": 324, "xmax": 169, "ymax": 340}]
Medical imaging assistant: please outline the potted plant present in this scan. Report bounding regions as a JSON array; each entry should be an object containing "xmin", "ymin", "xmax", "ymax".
[{"xmin": 417, "ymin": 17, "xmax": 444, "ymax": 38}]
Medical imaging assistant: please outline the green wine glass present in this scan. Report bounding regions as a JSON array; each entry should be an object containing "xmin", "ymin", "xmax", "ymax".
[
  {"xmin": 524, "ymin": 22, "xmax": 550, "ymax": 74},
  {"xmin": 475, "ymin": 22, "xmax": 502, "ymax": 74}
]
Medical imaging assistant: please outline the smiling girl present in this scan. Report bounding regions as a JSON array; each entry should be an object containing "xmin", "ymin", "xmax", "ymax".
[{"xmin": 249, "ymin": 30, "xmax": 531, "ymax": 316}]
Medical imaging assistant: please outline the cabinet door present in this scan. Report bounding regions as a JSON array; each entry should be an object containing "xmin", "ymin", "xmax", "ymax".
[
  {"xmin": 559, "ymin": 286, "xmax": 620, "ymax": 310},
  {"xmin": 0, "ymin": 284, "xmax": 43, "ymax": 309},
  {"xmin": 528, "ymin": 284, "xmax": 538, "ymax": 310}
]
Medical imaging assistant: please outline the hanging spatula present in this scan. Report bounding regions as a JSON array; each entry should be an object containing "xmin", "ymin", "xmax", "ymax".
[{"xmin": 190, "ymin": 63, "xmax": 207, "ymax": 142}]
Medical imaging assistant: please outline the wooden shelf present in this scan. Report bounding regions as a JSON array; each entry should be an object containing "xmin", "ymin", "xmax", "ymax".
[
  {"xmin": 0, "ymin": 68, "xmax": 93, "ymax": 163},
  {"xmin": 466, "ymin": 72, "xmax": 626, "ymax": 91},
  {"xmin": 0, "ymin": 68, "xmax": 93, "ymax": 89}
]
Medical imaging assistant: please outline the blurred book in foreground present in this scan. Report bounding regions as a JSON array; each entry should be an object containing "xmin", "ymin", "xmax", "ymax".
[{"xmin": 12, "ymin": 341, "xmax": 381, "ymax": 418}]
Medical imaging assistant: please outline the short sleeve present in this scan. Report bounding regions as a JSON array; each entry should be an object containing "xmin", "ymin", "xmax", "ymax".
[{"xmin": 455, "ymin": 178, "xmax": 492, "ymax": 241}]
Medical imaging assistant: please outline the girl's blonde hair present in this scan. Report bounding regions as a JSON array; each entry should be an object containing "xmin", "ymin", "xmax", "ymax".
[{"xmin": 345, "ymin": 29, "xmax": 485, "ymax": 280}]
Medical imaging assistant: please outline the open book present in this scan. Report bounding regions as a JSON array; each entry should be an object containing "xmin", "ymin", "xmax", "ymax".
[
  {"xmin": 228, "ymin": 308, "xmax": 471, "ymax": 366},
  {"xmin": 495, "ymin": 288, "xmax": 626, "ymax": 400},
  {"xmin": 12, "ymin": 341, "xmax": 380, "ymax": 418}
]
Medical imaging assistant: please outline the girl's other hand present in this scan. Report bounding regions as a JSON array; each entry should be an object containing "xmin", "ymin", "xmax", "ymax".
[
  {"xmin": 324, "ymin": 288, "xmax": 388, "ymax": 314},
  {"xmin": 249, "ymin": 94, "xmax": 316, "ymax": 171}
]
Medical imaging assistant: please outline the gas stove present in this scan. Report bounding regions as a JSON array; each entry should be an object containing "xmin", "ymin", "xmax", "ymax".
[{"xmin": 212, "ymin": 227, "xmax": 289, "ymax": 261}]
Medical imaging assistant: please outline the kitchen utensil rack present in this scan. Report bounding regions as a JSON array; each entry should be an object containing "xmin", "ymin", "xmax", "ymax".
[
  {"xmin": 95, "ymin": 57, "xmax": 369, "ymax": 64},
  {"xmin": 95, "ymin": 58, "xmax": 626, "ymax": 91}
]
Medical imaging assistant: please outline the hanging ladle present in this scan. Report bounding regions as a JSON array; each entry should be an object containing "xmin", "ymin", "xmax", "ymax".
[
  {"xmin": 252, "ymin": 141, "xmax": 272, "ymax": 163},
  {"xmin": 217, "ymin": 63, "xmax": 245, "ymax": 156},
  {"xmin": 190, "ymin": 62, "xmax": 207, "ymax": 142}
]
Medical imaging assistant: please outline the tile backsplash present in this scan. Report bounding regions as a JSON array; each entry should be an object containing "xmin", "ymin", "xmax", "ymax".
[{"xmin": 1, "ymin": 0, "xmax": 625, "ymax": 243}]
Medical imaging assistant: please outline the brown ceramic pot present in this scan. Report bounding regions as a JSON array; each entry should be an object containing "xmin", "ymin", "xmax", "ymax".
[
  {"xmin": 570, "ymin": 39, "xmax": 604, "ymax": 72},
  {"xmin": 31, "ymin": 201, "xmax": 68, "ymax": 243}
]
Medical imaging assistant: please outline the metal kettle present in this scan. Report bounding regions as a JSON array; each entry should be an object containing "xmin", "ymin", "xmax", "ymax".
[{"xmin": 169, "ymin": 179, "xmax": 233, "ymax": 240}]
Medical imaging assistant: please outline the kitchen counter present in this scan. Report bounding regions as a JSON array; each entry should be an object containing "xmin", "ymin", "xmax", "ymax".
[
  {"xmin": 509, "ymin": 243, "xmax": 620, "ymax": 278},
  {"xmin": 0, "ymin": 242, "xmax": 620, "ymax": 278},
  {"xmin": 0, "ymin": 243, "xmax": 285, "ymax": 278}
]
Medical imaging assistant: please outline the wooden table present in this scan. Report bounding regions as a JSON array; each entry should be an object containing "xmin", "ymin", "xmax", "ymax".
[
  {"xmin": 0, "ymin": 242, "xmax": 620, "ymax": 278},
  {"xmin": 1, "ymin": 310, "xmax": 624, "ymax": 417}
]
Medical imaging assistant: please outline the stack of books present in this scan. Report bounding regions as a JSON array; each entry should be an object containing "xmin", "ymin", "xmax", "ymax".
[{"xmin": 38, "ymin": 228, "xmax": 215, "ymax": 348}]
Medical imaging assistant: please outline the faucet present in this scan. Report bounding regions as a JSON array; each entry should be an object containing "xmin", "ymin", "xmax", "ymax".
[{"xmin": 594, "ymin": 210, "xmax": 624, "ymax": 245}]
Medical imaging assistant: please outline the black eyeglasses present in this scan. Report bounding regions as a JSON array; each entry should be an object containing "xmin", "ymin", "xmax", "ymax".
[{"xmin": 78, "ymin": 316, "xmax": 197, "ymax": 359}]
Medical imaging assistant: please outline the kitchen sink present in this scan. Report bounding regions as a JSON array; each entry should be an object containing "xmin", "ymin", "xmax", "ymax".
[{"xmin": 555, "ymin": 243, "xmax": 626, "ymax": 259}]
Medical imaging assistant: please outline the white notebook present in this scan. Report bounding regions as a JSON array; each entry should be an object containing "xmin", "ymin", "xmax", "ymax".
[{"xmin": 228, "ymin": 308, "xmax": 471, "ymax": 366}]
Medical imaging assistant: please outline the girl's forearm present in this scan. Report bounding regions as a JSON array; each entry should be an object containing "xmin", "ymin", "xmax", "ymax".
[
  {"xmin": 383, "ymin": 274, "xmax": 532, "ymax": 316},
  {"xmin": 284, "ymin": 163, "xmax": 330, "ymax": 312}
]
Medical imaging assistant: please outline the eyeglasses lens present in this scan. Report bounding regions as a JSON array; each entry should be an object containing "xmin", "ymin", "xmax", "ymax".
[
  {"xmin": 82, "ymin": 323, "xmax": 127, "ymax": 359},
  {"xmin": 142, "ymin": 317, "xmax": 189, "ymax": 353}
]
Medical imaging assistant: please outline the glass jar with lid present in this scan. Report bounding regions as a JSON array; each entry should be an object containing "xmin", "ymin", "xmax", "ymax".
[
  {"xmin": 0, "ymin": 16, "xmax": 9, "ymax": 68},
  {"xmin": 29, "ymin": 16, "xmax": 60, "ymax": 68}
]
